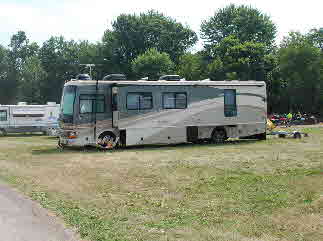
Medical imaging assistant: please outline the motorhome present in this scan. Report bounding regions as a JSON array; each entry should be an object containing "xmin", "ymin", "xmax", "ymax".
[
  {"xmin": 0, "ymin": 102, "xmax": 60, "ymax": 136},
  {"xmin": 58, "ymin": 79, "xmax": 267, "ymax": 148}
]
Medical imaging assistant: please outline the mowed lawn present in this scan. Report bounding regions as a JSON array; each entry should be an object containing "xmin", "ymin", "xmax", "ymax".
[{"xmin": 0, "ymin": 127, "xmax": 323, "ymax": 241}]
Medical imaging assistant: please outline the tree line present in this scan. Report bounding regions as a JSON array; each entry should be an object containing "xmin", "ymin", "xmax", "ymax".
[{"xmin": 0, "ymin": 5, "xmax": 322, "ymax": 115}]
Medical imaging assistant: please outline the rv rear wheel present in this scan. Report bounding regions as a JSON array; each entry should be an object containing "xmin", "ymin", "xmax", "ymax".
[
  {"xmin": 255, "ymin": 132, "xmax": 267, "ymax": 140},
  {"xmin": 0, "ymin": 129, "xmax": 7, "ymax": 137},
  {"xmin": 211, "ymin": 129, "xmax": 227, "ymax": 144},
  {"xmin": 98, "ymin": 133, "xmax": 118, "ymax": 149},
  {"xmin": 293, "ymin": 132, "xmax": 302, "ymax": 139}
]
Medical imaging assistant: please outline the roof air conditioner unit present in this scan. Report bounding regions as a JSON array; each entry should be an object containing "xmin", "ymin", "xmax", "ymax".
[{"xmin": 103, "ymin": 74, "xmax": 126, "ymax": 81}]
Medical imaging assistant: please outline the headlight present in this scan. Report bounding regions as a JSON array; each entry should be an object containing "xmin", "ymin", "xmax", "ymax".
[{"xmin": 68, "ymin": 131, "xmax": 78, "ymax": 139}]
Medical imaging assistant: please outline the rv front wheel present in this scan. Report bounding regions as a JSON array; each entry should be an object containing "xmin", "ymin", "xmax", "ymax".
[
  {"xmin": 211, "ymin": 129, "xmax": 227, "ymax": 144},
  {"xmin": 98, "ymin": 133, "xmax": 118, "ymax": 149}
]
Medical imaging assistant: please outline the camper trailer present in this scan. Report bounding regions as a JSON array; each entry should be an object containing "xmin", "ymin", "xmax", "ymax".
[
  {"xmin": 0, "ymin": 102, "xmax": 60, "ymax": 136},
  {"xmin": 58, "ymin": 79, "xmax": 267, "ymax": 148}
]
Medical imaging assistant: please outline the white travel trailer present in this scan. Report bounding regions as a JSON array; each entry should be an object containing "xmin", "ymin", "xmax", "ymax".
[
  {"xmin": 0, "ymin": 102, "xmax": 60, "ymax": 136},
  {"xmin": 58, "ymin": 79, "xmax": 267, "ymax": 148}
]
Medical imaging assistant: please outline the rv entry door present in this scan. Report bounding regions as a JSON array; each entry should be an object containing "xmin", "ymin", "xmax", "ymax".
[{"xmin": 112, "ymin": 86, "xmax": 119, "ymax": 128}]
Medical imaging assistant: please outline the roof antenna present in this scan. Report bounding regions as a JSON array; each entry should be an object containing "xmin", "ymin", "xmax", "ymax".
[{"xmin": 79, "ymin": 64, "xmax": 95, "ymax": 80}]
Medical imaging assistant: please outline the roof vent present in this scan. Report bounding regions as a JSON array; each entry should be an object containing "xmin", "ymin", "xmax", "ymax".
[
  {"xmin": 103, "ymin": 74, "xmax": 126, "ymax": 81},
  {"xmin": 159, "ymin": 75, "xmax": 181, "ymax": 81},
  {"xmin": 18, "ymin": 102, "xmax": 27, "ymax": 105}
]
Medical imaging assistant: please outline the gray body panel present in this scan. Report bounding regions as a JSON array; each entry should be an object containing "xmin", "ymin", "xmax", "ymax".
[{"xmin": 59, "ymin": 80, "xmax": 266, "ymax": 147}]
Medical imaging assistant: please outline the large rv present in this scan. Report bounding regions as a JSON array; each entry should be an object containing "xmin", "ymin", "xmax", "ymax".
[
  {"xmin": 0, "ymin": 102, "xmax": 60, "ymax": 136},
  {"xmin": 58, "ymin": 79, "xmax": 267, "ymax": 148}
]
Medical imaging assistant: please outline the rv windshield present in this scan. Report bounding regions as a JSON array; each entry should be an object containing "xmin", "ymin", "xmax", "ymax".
[{"xmin": 61, "ymin": 86, "xmax": 76, "ymax": 116}]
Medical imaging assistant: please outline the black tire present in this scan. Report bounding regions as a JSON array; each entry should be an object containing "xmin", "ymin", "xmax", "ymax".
[
  {"xmin": 256, "ymin": 132, "xmax": 267, "ymax": 140},
  {"xmin": 211, "ymin": 129, "xmax": 227, "ymax": 144},
  {"xmin": 192, "ymin": 139, "xmax": 204, "ymax": 144},
  {"xmin": 57, "ymin": 139, "xmax": 66, "ymax": 149},
  {"xmin": 293, "ymin": 132, "xmax": 302, "ymax": 139},
  {"xmin": 98, "ymin": 133, "xmax": 117, "ymax": 149},
  {"xmin": 278, "ymin": 134, "xmax": 286, "ymax": 138}
]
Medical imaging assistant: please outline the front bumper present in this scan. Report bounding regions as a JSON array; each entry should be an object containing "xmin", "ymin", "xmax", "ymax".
[
  {"xmin": 59, "ymin": 137, "xmax": 77, "ymax": 146},
  {"xmin": 59, "ymin": 129, "xmax": 95, "ymax": 147}
]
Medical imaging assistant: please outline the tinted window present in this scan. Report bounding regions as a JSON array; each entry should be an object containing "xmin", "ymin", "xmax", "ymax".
[
  {"xmin": 12, "ymin": 114, "xmax": 44, "ymax": 118},
  {"xmin": 224, "ymin": 89, "xmax": 237, "ymax": 117},
  {"xmin": 162, "ymin": 93, "xmax": 187, "ymax": 109},
  {"xmin": 127, "ymin": 93, "xmax": 153, "ymax": 110},
  {"xmin": 80, "ymin": 94, "xmax": 105, "ymax": 114},
  {"xmin": 0, "ymin": 110, "xmax": 7, "ymax": 121}
]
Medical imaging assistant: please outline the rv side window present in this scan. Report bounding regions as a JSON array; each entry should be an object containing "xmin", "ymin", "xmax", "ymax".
[
  {"xmin": 224, "ymin": 89, "xmax": 237, "ymax": 117},
  {"xmin": 13, "ymin": 114, "xmax": 44, "ymax": 117},
  {"xmin": 127, "ymin": 93, "xmax": 153, "ymax": 110},
  {"xmin": 162, "ymin": 93, "xmax": 187, "ymax": 109},
  {"xmin": 0, "ymin": 110, "xmax": 7, "ymax": 121},
  {"xmin": 80, "ymin": 94, "xmax": 105, "ymax": 114}
]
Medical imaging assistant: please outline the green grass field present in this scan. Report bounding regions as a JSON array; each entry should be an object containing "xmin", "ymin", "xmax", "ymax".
[{"xmin": 0, "ymin": 127, "xmax": 323, "ymax": 241}]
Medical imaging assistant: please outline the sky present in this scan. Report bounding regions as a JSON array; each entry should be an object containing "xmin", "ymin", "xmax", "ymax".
[{"xmin": 0, "ymin": 0, "xmax": 322, "ymax": 51}]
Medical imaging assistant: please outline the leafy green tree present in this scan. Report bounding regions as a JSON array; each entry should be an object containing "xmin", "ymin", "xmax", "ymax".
[
  {"xmin": 39, "ymin": 36, "xmax": 70, "ymax": 103},
  {"xmin": 132, "ymin": 48, "xmax": 174, "ymax": 80},
  {"xmin": 0, "ymin": 45, "xmax": 10, "ymax": 103},
  {"xmin": 225, "ymin": 72, "xmax": 238, "ymax": 80},
  {"xmin": 307, "ymin": 28, "xmax": 323, "ymax": 51},
  {"xmin": 262, "ymin": 52, "xmax": 283, "ymax": 113},
  {"xmin": 77, "ymin": 41, "xmax": 101, "ymax": 79},
  {"xmin": 19, "ymin": 56, "xmax": 47, "ymax": 103},
  {"xmin": 102, "ymin": 10, "xmax": 198, "ymax": 77},
  {"xmin": 177, "ymin": 53, "xmax": 206, "ymax": 80},
  {"xmin": 279, "ymin": 32, "xmax": 323, "ymax": 113},
  {"xmin": 207, "ymin": 57, "xmax": 224, "ymax": 80},
  {"xmin": 201, "ymin": 4, "xmax": 277, "ymax": 48},
  {"xmin": 39, "ymin": 36, "xmax": 84, "ymax": 102},
  {"xmin": 209, "ymin": 35, "xmax": 267, "ymax": 80},
  {"xmin": 38, "ymin": 36, "xmax": 103, "ymax": 103},
  {"xmin": 6, "ymin": 31, "xmax": 39, "ymax": 103},
  {"xmin": 101, "ymin": 30, "xmax": 126, "ymax": 76}
]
